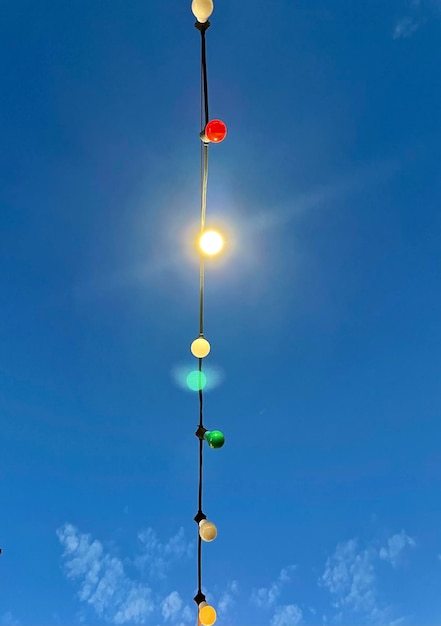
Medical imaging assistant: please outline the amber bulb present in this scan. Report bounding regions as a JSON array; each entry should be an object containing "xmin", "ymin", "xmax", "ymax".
[
  {"xmin": 199, "ymin": 603, "xmax": 217, "ymax": 626},
  {"xmin": 199, "ymin": 519, "xmax": 217, "ymax": 542}
]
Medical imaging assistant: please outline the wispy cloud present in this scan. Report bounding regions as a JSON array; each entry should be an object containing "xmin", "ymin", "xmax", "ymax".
[
  {"xmin": 251, "ymin": 566, "xmax": 302, "ymax": 626},
  {"xmin": 320, "ymin": 538, "xmax": 382, "ymax": 621},
  {"xmin": 135, "ymin": 527, "xmax": 192, "ymax": 580},
  {"xmin": 320, "ymin": 530, "xmax": 416, "ymax": 624},
  {"xmin": 393, "ymin": 16, "xmax": 420, "ymax": 39},
  {"xmin": 161, "ymin": 592, "xmax": 194, "ymax": 625},
  {"xmin": 217, "ymin": 580, "xmax": 239, "ymax": 618},
  {"xmin": 0, "ymin": 612, "xmax": 20, "ymax": 626},
  {"xmin": 57, "ymin": 523, "xmax": 193, "ymax": 625},
  {"xmin": 251, "ymin": 565, "xmax": 296, "ymax": 608},
  {"xmin": 252, "ymin": 158, "xmax": 399, "ymax": 232},
  {"xmin": 57, "ymin": 523, "xmax": 154, "ymax": 624},
  {"xmin": 379, "ymin": 530, "xmax": 416, "ymax": 567},
  {"xmin": 392, "ymin": 0, "xmax": 437, "ymax": 39},
  {"xmin": 271, "ymin": 604, "xmax": 303, "ymax": 626}
]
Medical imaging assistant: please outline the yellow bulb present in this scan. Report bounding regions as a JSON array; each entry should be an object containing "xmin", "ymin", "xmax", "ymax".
[
  {"xmin": 199, "ymin": 230, "xmax": 223, "ymax": 256},
  {"xmin": 199, "ymin": 604, "xmax": 217, "ymax": 626},
  {"xmin": 191, "ymin": 337, "xmax": 211, "ymax": 359},
  {"xmin": 191, "ymin": 0, "xmax": 214, "ymax": 23},
  {"xmin": 199, "ymin": 519, "xmax": 217, "ymax": 542}
]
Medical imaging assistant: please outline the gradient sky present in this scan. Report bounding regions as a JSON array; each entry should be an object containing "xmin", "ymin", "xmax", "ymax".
[{"xmin": 1, "ymin": 1, "xmax": 441, "ymax": 625}]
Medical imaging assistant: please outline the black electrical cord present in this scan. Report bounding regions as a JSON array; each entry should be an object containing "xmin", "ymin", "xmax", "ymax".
[
  {"xmin": 194, "ymin": 20, "xmax": 211, "ymax": 608},
  {"xmin": 201, "ymin": 25, "xmax": 210, "ymax": 127}
]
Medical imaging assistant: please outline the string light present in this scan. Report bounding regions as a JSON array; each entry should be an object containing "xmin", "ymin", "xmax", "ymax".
[
  {"xmin": 186, "ymin": 370, "xmax": 207, "ymax": 391},
  {"xmin": 205, "ymin": 119, "xmax": 227, "ymax": 143},
  {"xmin": 191, "ymin": 337, "xmax": 211, "ymax": 358},
  {"xmin": 187, "ymin": 0, "xmax": 227, "ymax": 621},
  {"xmin": 199, "ymin": 230, "xmax": 224, "ymax": 255},
  {"xmin": 199, "ymin": 603, "xmax": 217, "ymax": 626},
  {"xmin": 199, "ymin": 519, "xmax": 218, "ymax": 542},
  {"xmin": 204, "ymin": 430, "xmax": 225, "ymax": 449},
  {"xmin": 191, "ymin": 0, "xmax": 214, "ymax": 23}
]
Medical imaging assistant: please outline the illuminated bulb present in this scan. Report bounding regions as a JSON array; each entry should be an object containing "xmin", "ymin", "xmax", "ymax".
[
  {"xmin": 191, "ymin": 0, "xmax": 214, "ymax": 23},
  {"xmin": 199, "ymin": 603, "xmax": 217, "ymax": 626},
  {"xmin": 199, "ymin": 230, "xmax": 223, "ymax": 256},
  {"xmin": 191, "ymin": 337, "xmax": 211, "ymax": 358},
  {"xmin": 199, "ymin": 519, "xmax": 217, "ymax": 542},
  {"xmin": 205, "ymin": 119, "xmax": 227, "ymax": 143},
  {"xmin": 204, "ymin": 430, "xmax": 225, "ymax": 449},
  {"xmin": 186, "ymin": 370, "xmax": 207, "ymax": 391}
]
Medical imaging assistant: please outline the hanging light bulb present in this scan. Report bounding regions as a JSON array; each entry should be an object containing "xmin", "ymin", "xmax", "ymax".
[
  {"xmin": 186, "ymin": 370, "xmax": 207, "ymax": 391},
  {"xmin": 204, "ymin": 430, "xmax": 225, "ymax": 449},
  {"xmin": 199, "ymin": 230, "xmax": 223, "ymax": 255},
  {"xmin": 191, "ymin": 0, "xmax": 214, "ymax": 23},
  {"xmin": 205, "ymin": 119, "xmax": 227, "ymax": 143},
  {"xmin": 199, "ymin": 519, "xmax": 217, "ymax": 542},
  {"xmin": 199, "ymin": 603, "xmax": 217, "ymax": 626},
  {"xmin": 191, "ymin": 337, "xmax": 211, "ymax": 358}
]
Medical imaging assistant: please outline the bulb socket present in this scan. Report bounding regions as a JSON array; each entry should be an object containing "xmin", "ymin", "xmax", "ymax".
[
  {"xmin": 194, "ymin": 511, "xmax": 207, "ymax": 524},
  {"xmin": 195, "ymin": 426, "xmax": 208, "ymax": 440},
  {"xmin": 194, "ymin": 591, "xmax": 206, "ymax": 605},
  {"xmin": 200, "ymin": 130, "xmax": 210, "ymax": 143}
]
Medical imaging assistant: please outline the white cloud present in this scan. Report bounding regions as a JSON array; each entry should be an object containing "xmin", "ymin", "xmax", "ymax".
[
  {"xmin": 379, "ymin": 530, "xmax": 416, "ymax": 567},
  {"xmin": 0, "ymin": 612, "xmax": 20, "ymax": 626},
  {"xmin": 217, "ymin": 580, "xmax": 239, "ymax": 617},
  {"xmin": 393, "ymin": 16, "xmax": 420, "ymax": 38},
  {"xmin": 252, "ymin": 567, "xmax": 303, "ymax": 626},
  {"xmin": 252, "ymin": 583, "xmax": 279, "ymax": 608},
  {"xmin": 57, "ymin": 523, "xmax": 195, "ymax": 625},
  {"xmin": 180, "ymin": 605, "xmax": 194, "ymax": 623},
  {"xmin": 157, "ymin": 603, "xmax": 194, "ymax": 626},
  {"xmin": 57, "ymin": 523, "xmax": 155, "ymax": 624},
  {"xmin": 391, "ymin": 0, "xmax": 441, "ymax": 39},
  {"xmin": 321, "ymin": 530, "xmax": 415, "ymax": 624},
  {"xmin": 320, "ymin": 538, "xmax": 383, "ymax": 622},
  {"xmin": 113, "ymin": 587, "xmax": 155, "ymax": 625},
  {"xmin": 251, "ymin": 566, "xmax": 296, "ymax": 608},
  {"xmin": 135, "ymin": 527, "xmax": 192, "ymax": 579},
  {"xmin": 161, "ymin": 591, "xmax": 183, "ymax": 622},
  {"xmin": 271, "ymin": 604, "xmax": 303, "ymax": 626}
]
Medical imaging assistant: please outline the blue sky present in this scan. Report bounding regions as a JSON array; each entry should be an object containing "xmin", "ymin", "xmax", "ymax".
[{"xmin": 1, "ymin": 0, "xmax": 441, "ymax": 624}]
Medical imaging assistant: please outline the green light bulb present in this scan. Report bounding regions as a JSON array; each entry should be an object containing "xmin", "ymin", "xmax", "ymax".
[
  {"xmin": 186, "ymin": 370, "xmax": 207, "ymax": 391},
  {"xmin": 204, "ymin": 430, "xmax": 225, "ymax": 449}
]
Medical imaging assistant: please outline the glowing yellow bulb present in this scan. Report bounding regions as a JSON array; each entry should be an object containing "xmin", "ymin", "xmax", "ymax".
[
  {"xmin": 191, "ymin": 337, "xmax": 211, "ymax": 358},
  {"xmin": 199, "ymin": 603, "xmax": 217, "ymax": 626},
  {"xmin": 191, "ymin": 0, "xmax": 214, "ymax": 23},
  {"xmin": 199, "ymin": 519, "xmax": 217, "ymax": 542},
  {"xmin": 199, "ymin": 230, "xmax": 223, "ymax": 256}
]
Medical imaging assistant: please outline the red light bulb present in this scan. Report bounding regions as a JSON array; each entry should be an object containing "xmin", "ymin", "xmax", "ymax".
[{"xmin": 205, "ymin": 119, "xmax": 227, "ymax": 143}]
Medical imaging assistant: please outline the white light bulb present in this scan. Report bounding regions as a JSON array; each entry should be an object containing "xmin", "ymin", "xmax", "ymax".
[
  {"xmin": 191, "ymin": 0, "xmax": 214, "ymax": 23},
  {"xmin": 199, "ymin": 519, "xmax": 217, "ymax": 542},
  {"xmin": 191, "ymin": 337, "xmax": 211, "ymax": 359},
  {"xmin": 199, "ymin": 230, "xmax": 223, "ymax": 255}
]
